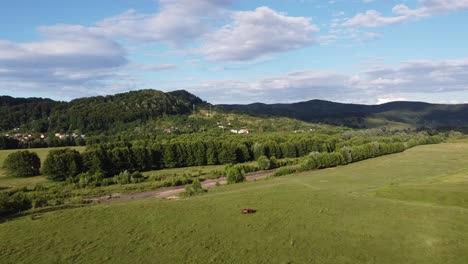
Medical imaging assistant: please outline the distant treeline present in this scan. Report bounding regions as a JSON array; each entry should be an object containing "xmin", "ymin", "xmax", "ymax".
[
  {"xmin": 43, "ymin": 132, "xmax": 444, "ymax": 181},
  {"xmin": 274, "ymin": 135, "xmax": 443, "ymax": 177},
  {"xmin": 0, "ymin": 135, "xmax": 85, "ymax": 150}
]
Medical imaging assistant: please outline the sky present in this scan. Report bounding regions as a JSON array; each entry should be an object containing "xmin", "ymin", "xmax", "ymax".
[{"xmin": 0, "ymin": 0, "xmax": 468, "ymax": 105}]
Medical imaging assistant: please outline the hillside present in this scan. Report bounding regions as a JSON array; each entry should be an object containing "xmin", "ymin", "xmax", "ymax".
[
  {"xmin": 219, "ymin": 100, "xmax": 468, "ymax": 129},
  {"xmin": 0, "ymin": 90, "xmax": 206, "ymax": 134},
  {"xmin": 1, "ymin": 90, "xmax": 467, "ymax": 135}
]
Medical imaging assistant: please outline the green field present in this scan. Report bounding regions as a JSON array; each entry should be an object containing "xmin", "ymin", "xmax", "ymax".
[{"xmin": 1, "ymin": 142, "xmax": 468, "ymax": 263}]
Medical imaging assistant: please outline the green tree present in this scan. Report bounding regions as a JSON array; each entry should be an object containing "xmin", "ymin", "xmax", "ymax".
[
  {"xmin": 3, "ymin": 151, "xmax": 41, "ymax": 177},
  {"xmin": 218, "ymin": 143, "xmax": 237, "ymax": 164},
  {"xmin": 42, "ymin": 148, "xmax": 83, "ymax": 181},
  {"xmin": 252, "ymin": 142, "xmax": 265, "ymax": 160}
]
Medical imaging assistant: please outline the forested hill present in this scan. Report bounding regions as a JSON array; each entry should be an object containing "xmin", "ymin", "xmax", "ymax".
[
  {"xmin": 2, "ymin": 89, "xmax": 467, "ymax": 134},
  {"xmin": 0, "ymin": 89, "xmax": 206, "ymax": 133},
  {"xmin": 218, "ymin": 100, "xmax": 468, "ymax": 129}
]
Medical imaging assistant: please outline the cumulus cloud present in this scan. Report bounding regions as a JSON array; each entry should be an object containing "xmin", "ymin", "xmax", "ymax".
[
  {"xmin": 344, "ymin": 0, "xmax": 468, "ymax": 27},
  {"xmin": 0, "ymin": 29, "xmax": 128, "ymax": 97},
  {"xmin": 199, "ymin": 7, "xmax": 320, "ymax": 61},
  {"xmin": 96, "ymin": 0, "xmax": 234, "ymax": 46},
  {"xmin": 36, "ymin": 0, "xmax": 234, "ymax": 47}
]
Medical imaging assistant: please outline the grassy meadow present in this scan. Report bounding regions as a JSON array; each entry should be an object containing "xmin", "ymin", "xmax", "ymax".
[{"xmin": 1, "ymin": 142, "xmax": 468, "ymax": 263}]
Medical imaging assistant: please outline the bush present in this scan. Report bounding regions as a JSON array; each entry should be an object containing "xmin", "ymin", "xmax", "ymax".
[
  {"xmin": 42, "ymin": 148, "xmax": 83, "ymax": 181},
  {"xmin": 269, "ymin": 156, "xmax": 278, "ymax": 169},
  {"xmin": 76, "ymin": 172, "xmax": 104, "ymax": 188},
  {"xmin": 182, "ymin": 178, "xmax": 207, "ymax": 197},
  {"xmin": 114, "ymin": 170, "xmax": 131, "ymax": 185},
  {"xmin": 0, "ymin": 191, "xmax": 32, "ymax": 217},
  {"xmin": 130, "ymin": 171, "xmax": 147, "ymax": 184},
  {"xmin": 257, "ymin": 155, "xmax": 271, "ymax": 170},
  {"xmin": 273, "ymin": 166, "xmax": 297, "ymax": 177},
  {"xmin": 226, "ymin": 166, "xmax": 246, "ymax": 184},
  {"xmin": 3, "ymin": 151, "xmax": 41, "ymax": 177}
]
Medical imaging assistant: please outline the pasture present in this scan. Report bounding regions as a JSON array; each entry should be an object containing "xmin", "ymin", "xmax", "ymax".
[{"xmin": 1, "ymin": 142, "xmax": 468, "ymax": 263}]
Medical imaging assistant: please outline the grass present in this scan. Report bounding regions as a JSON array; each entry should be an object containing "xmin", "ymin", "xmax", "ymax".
[
  {"xmin": 0, "ymin": 146, "xmax": 86, "ymax": 189},
  {"xmin": 2, "ymin": 142, "xmax": 468, "ymax": 263}
]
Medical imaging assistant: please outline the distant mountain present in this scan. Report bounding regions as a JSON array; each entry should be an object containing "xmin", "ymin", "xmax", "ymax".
[
  {"xmin": 218, "ymin": 100, "xmax": 468, "ymax": 129},
  {"xmin": 0, "ymin": 90, "xmax": 206, "ymax": 133},
  {"xmin": 1, "ymin": 89, "xmax": 467, "ymax": 134}
]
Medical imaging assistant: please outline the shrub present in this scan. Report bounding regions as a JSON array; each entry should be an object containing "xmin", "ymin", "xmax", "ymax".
[
  {"xmin": 42, "ymin": 148, "xmax": 83, "ymax": 181},
  {"xmin": 101, "ymin": 178, "xmax": 113, "ymax": 186},
  {"xmin": 114, "ymin": 170, "xmax": 132, "ymax": 185},
  {"xmin": 0, "ymin": 191, "xmax": 32, "ymax": 217},
  {"xmin": 130, "ymin": 171, "xmax": 147, "ymax": 184},
  {"xmin": 257, "ymin": 155, "xmax": 271, "ymax": 170},
  {"xmin": 297, "ymin": 157, "xmax": 317, "ymax": 172},
  {"xmin": 269, "ymin": 156, "xmax": 278, "ymax": 169},
  {"xmin": 273, "ymin": 166, "xmax": 297, "ymax": 177},
  {"xmin": 76, "ymin": 172, "xmax": 104, "ymax": 188},
  {"xmin": 226, "ymin": 166, "xmax": 246, "ymax": 184},
  {"xmin": 3, "ymin": 151, "xmax": 41, "ymax": 177},
  {"xmin": 182, "ymin": 178, "xmax": 207, "ymax": 197}
]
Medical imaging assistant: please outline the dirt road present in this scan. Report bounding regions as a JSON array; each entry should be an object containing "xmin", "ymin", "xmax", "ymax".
[{"xmin": 88, "ymin": 169, "xmax": 276, "ymax": 203}]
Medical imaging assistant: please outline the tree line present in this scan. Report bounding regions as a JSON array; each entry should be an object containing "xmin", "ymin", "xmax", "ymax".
[
  {"xmin": 1, "ymin": 133, "xmax": 444, "ymax": 217},
  {"xmin": 5, "ymin": 133, "xmax": 440, "ymax": 181}
]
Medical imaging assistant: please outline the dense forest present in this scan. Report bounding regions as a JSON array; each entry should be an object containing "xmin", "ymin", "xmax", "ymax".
[{"xmin": 0, "ymin": 90, "xmax": 206, "ymax": 134}]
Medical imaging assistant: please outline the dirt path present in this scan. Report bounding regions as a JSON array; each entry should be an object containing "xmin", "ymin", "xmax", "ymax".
[{"xmin": 87, "ymin": 169, "xmax": 276, "ymax": 203}]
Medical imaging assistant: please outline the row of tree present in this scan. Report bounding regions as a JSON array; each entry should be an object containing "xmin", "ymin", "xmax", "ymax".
[
  {"xmin": 273, "ymin": 136, "xmax": 444, "ymax": 177},
  {"xmin": 0, "ymin": 135, "xmax": 85, "ymax": 150},
  {"xmin": 39, "ymin": 134, "xmax": 442, "ymax": 182},
  {"xmin": 2, "ymin": 132, "xmax": 444, "ymax": 181}
]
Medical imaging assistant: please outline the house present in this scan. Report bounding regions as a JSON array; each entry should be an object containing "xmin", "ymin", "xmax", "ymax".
[{"xmin": 230, "ymin": 129, "xmax": 250, "ymax": 134}]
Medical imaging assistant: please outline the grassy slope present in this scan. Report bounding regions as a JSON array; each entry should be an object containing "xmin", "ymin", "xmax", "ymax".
[
  {"xmin": 1, "ymin": 143, "xmax": 468, "ymax": 263},
  {"xmin": 0, "ymin": 146, "xmax": 86, "ymax": 188}
]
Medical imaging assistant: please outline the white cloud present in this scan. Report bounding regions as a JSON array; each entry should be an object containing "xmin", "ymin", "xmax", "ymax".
[
  {"xmin": 344, "ymin": 0, "xmax": 468, "ymax": 27},
  {"xmin": 177, "ymin": 70, "xmax": 360, "ymax": 104},
  {"xmin": 130, "ymin": 63, "xmax": 177, "ymax": 72},
  {"xmin": 37, "ymin": 0, "xmax": 234, "ymax": 47},
  {"xmin": 179, "ymin": 58, "xmax": 468, "ymax": 104},
  {"xmin": 199, "ymin": 7, "xmax": 320, "ymax": 61},
  {"xmin": 96, "ymin": 0, "xmax": 234, "ymax": 46},
  {"xmin": 0, "ymin": 30, "xmax": 127, "ymax": 97}
]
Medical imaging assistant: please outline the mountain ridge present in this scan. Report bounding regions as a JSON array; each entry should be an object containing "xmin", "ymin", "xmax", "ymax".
[{"xmin": 1, "ymin": 89, "xmax": 467, "ymax": 132}]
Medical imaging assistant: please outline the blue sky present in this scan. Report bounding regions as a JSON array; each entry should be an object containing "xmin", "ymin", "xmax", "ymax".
[{"xmin": 0, "ymin": 0, "xmax": 467, "ymax": 104}]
